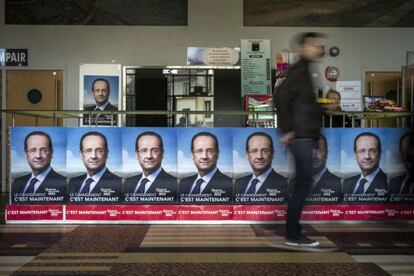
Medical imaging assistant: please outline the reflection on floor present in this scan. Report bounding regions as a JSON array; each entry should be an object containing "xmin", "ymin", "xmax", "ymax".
[{"xmin": 1, "ymin": 223, "xmax": 414, "ymax": 275}]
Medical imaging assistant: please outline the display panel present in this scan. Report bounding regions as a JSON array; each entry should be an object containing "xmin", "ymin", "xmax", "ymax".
[{"xmin": 8, "ymin": 127, "xmax": 414, "ymax": 222}]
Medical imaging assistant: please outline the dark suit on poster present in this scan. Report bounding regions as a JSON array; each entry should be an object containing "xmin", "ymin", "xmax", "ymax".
[
  {"xmin": 84, "ymin": 102, "xmax": 118, "ymax": 111},
  {"xmin": 234, "ymin": 169, "xmax": 288, "ymax": 197},
  {"xmin": 290, "ymin": 169, "xmax": 341, "ymax": 196},
  {"xmin": 12, "ymin": 168, "xmax": 66, "ymax": 196},
  {"xmin": 83, "ymin": 103, "xmax": 117, "ymax": 125},
  {"xmin": 68, "ymin": 168, "xmax": 122, "ymax": 196},
  {"xmin": 179, "ymin": 169, "xmax": 232, "ymax": 197},
  {"xmin": 389, "ymin": 174, "xmax": 412, "ymax": 194},
  {"xmin": 343, "ymin": 169, "xmax": 388, "ymax": 194},
  {"xmin": 311, "ymin": 170, "xmax": 341, "ymax": 197},
  {"xmin": 124, "ymin": 169, "xmax": 177, "ymax": 196}
]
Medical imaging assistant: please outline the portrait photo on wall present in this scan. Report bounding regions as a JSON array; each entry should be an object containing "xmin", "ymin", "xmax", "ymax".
[
  {"xmin": 10, "ymin": 127, "xmax": 67, "ymax": 204},
  {"xmin": 341, "ymin": 128, "xmax": 388, "ymax": 203},
  {"xmin": 177, "ymin": 128, "xmax": 233, "ymax": 204},
  {"xmin": 301, "ymin": 129, "xmax": 342, "ymax": 204},
  {"xmin": 66, "ymin": 128, "xmax": 122, "ymax": 204},
  {"xmin": 122, "ymin": 128, "xmax": 178, "ymax": 204},
  {"xmin": 232, "ymin": 128, "xmax": 288, "ymax": 204},
  {"xmin": 386, "ymin": 129, "xmax": 414, "ymax": 202},
  {"xmin": 79, "ymin": 64, "xmax": 122, "ymax": 127}
]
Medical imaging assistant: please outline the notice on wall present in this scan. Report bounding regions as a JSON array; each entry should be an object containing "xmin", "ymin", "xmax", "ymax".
[
  {"xmin": 336, "ymin": 81, "xmax": 362, "ymax": 111},
  {"xmin": 187, "ymin": 47, "xmax": 240, "ymax": 66},
  {"xmin": 241, "ymin": 39, "xmax": 271, "ymax": 96}
]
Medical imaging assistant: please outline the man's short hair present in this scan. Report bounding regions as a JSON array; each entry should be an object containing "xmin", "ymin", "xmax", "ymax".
[
  {"xmin": 24, "ymin": 131, "xmax": 53, "ymax": 152},
  {"xmin": 135, "ymin": 131, "xmax": 164, "ymax": 152},
  {"xmin": 191, "ymin": 132, "xmax": 219, "ymax": 152},
  {"xmin": 245, "ymin": 132, "xmax": 274, "ymax": 152},
  {"xmin": 79, "ymin": 131, "xmax": 108, "ymax": 152},
  {"xmin": 319, "ymin": 133, "xmax": 328, "ymax": 151},
  {"xmin": 400, "ymin": 132, "xmax": 414, "ymax": 153},
  {"xmin": 353, "ymin": 132, "xmax": 382, "ymax": 153},
  {"xmin": 292, "ymin": 32, "xmax": 327, "ymax": 47},
  {"xmin": 92, "ymin": 78, "xmax": 110, "ymax": 93}
]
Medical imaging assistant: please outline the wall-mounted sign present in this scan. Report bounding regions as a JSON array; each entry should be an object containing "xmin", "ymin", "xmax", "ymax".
[
  {"xmin": 336, "ymin": 80, "xmax": 362, "ymax": 111},
  {"xmin": 0, "ymin": 49, "xmax": 28, "ymax": 66},
  {"xmin": 187, "ymin": 47, "xmax": 240, "ymax": 66},
  {"xmin": 241, "ymin": 39, "xmax": 271, "ymax": 96}
]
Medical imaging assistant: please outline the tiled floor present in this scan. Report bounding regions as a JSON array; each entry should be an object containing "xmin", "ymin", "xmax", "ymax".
[{"xmin": 1, "ymin": 194, "xmax": 414, "ymax": 275}]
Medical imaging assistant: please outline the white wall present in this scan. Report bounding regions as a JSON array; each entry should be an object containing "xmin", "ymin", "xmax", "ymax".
[{"xmin": 1, "ymin": 0, "xmax": 413, "ymax": 111}]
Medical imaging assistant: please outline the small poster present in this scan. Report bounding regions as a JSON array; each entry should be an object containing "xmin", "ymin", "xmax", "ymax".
[{"xmin": 80, "ymin": 64, "xmax": 122, "ymax": 126}]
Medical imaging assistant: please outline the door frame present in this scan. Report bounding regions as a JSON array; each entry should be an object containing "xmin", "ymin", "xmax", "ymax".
[{"xmin": 1, "ymin": 67, "xmax": 65, "ymax": 193}]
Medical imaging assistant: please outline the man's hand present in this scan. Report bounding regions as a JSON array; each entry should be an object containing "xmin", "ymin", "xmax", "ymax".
[{"xmin": 280, "ymin": 131, "xmax": 295, "ymax": 148}]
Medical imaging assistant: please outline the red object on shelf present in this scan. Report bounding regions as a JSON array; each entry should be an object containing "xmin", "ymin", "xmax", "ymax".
[{"xmin": 243, "ymin": 94, "xmax": 273, "ymax": 126}]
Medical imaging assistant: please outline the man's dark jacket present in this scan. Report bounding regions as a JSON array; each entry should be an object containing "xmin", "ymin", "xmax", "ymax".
[
  {"xmin": 290, "ymin": 169, "xmax": 341, "ymax": 197},
  {"xmin": 84, "ymin": 102, "xmax": 117, "ymax": 111},
  {"xmin": 389, "ymin": 174, "xmax": 408, "ymax": 194},
  {"xmin": 274, "ymin": 58, "xmax": 322, "ymax": 138}
]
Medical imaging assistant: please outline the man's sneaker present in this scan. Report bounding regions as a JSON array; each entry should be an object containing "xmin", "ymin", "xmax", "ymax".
[{"xmin": 285, "ymin": 235, "xmax": 320, "ymax": 247}]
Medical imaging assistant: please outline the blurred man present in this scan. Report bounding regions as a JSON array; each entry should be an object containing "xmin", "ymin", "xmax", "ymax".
[
  {"xmin": 124, "ymin": 131, "xmax": 177, "ymax": 198},
  {"xmin": 343, "ymin": 132, "xmax": 387, "ymax": 195},
  {"xmin": 389, "ymin": 132, "xmax": 414, "ymax": 194},
  {"xmin": 68, "ymin": 131, "xmax": 121, "ymax": 197},
  {"xmin": 234, "ymin": 132, "xmax": 287, "ymax": 197},
  {"xmin": 274, "ymin": 32, "xmax": 325, "ymax": 247},
  {"xmin": 12, "ymin": 131, "xmax": 66, "ymax": 199},
  {"xmin": 84, "ymin": 78, "xmax": 117, "ymax": 125},
  {"xmin": 179, "ymin": 132, "xmax": 232, "ymax": 197}
]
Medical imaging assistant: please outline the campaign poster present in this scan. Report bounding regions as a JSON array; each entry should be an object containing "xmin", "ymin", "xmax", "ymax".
[
  {"xmin": 10, "ymin": 127, "xmax": 67, "ymax": 204},
  {"xmin": 233, "ymin": 128, "xmax": 288, "ymax": 205},
  {"xmin": 122, "ymin": 128, "xmax": 178, "ymax": 204},
  {"xmin": 66, "ymin": 128, "xmax": 122, "ymax": 204},
  {"xmin": 178, "ymin": 128, "xmax": 233, "ymax": 204},
  {"xmin": 80, "ymin": 64, "xmax": 121, "ymax": 126},
  {"xmin": 386, "ymin": 129, "xmax": 413, "ymax": 203},
  {"xmin": 304, "ymin": 129, "xmax": 342, "ymax": 204},
  {"xmin": 341, "ymin": 128, "xmax": 388, "ymax": 204}
]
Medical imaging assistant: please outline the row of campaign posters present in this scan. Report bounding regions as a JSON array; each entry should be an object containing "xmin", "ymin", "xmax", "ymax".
[{"xmin": 10, "ymin": 127, "xmax": 413, "ymax": 208}]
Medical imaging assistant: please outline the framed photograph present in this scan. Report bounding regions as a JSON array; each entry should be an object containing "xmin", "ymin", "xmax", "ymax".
[{"xmin": 79, "ymin": 64, "xmax": 122, "ymax": 127}]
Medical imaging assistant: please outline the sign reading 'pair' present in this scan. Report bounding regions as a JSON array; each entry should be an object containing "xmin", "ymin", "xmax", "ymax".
[{"xmin": 0, "ymin": 49, "xmax": 28, "ymax": 66}]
